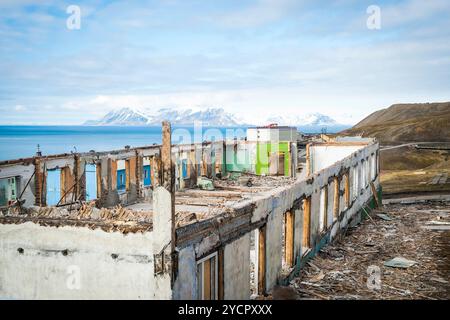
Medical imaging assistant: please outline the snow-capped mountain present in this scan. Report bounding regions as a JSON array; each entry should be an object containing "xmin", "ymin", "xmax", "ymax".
[
  {"xmin": 84, "ymin": 108, "xmax": 148, "ymax": 126},
  {"xmin": 83, "ymin": 107, "xmax": 244, "ymax": 126},
  {"xmin": 266, "ymin": 113, "xmax": 337, "ymax": 127},
  {"xmin": 265, "ymin": 113, "xmax": 350, "ymax": 133},
  {"xmin": 146, "ymin": 107, "xmax": 243, "ymax": 126},
  {"xmin": 83, "ymin": 108, "xmax": 349, "ymax": 132}
]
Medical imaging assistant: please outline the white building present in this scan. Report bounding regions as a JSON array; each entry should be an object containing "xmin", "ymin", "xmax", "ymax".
[{"xmin": 247, "ymin": 125, "xmax": 298, "ymax": 142}]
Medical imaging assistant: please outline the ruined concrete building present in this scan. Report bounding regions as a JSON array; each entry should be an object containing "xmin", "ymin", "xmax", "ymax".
[{"xmin": 0, "ymin": 122, "xmax": 380, "ymax": 299}]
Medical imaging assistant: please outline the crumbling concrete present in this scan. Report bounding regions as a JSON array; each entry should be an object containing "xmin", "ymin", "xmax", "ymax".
[{"xmin": 0, "ymin": 127, "xmax": 381, "ymax": 300}]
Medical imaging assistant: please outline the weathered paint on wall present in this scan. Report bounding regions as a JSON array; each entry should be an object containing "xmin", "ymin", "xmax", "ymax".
[
  {"xmin": 0, "ymin": 163, "xmax": 35, "ymax": 208},
  {"xmin": 265, "ymin": 205, "xmax": 283, "ymax": 291},
  {"xmin": 173, "ymin": 245, "xmax": 197, "ymax": 300},
  {"xmin": 225, "ymin": 142, "xmax": 254, "ymax": 173},
  {"xmin": 256, "ymin": 142, "xmax": 290, "ymax": 176},
  {"xmin": 152, "ymin": 187, "xmax": 174, "ymax": 299},
  {"xmin": 0, "ymin": 138, "xmax": 380, "ymax": 300},
  {"xmin": 0, "ymin": 222, "xmax": 154, "ymax": 299},
  {"xmin": 223, "ymin": 233, "xmax": 250, "ymax": 300},
  {"xmin": 293, "ymin": 208, "xmax": 303, "ymax": 261}
]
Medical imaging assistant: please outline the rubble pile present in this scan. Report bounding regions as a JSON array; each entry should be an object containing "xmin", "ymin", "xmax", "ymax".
[{"xmin": 288, "ymin": 201, "xmax": 450, "ymax": 300}]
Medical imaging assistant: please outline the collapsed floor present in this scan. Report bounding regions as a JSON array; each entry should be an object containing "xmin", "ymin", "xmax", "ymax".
[
  {"xmin": 271, "ymin": 201, "xmax": 450, "ymax": 300},
  {"xmin": 0, "ymin": 173, "xmax": 295, "ymax": 233}
]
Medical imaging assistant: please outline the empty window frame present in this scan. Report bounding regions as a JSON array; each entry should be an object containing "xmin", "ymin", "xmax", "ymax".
[
  {"xmin": 360, "ymin": 161, "xmax": 365, "ymax": 190},
  {"xmin": 284, "ymin": 210, "xmax": 295, "ymax": 267},
  {"xmin": 302, "ymin": 196, "xmax": 312, "ymax": 250},
  {"xmin": 376, "ymin": 150, "xmax": 380, "ymax": 177},
  {"xmin": 248, "ymin": 225, "xmax": 267, "ymax": 297},
  {"xmin": 85, "ymin": 163, "xmax": 97, "ymax": 201},
  {"xmin": 319, "ymin": 187, "xmax": 328, "ymax": 232},
  {"xmin": 258, "ymin": 225, "xmax": 266, "ymax": 295},
  {"xmin": 0, "ymin": 177, "xmax": 18, "ymax": 207},
  {"xmin": 365, "ymin": 159, "xmax": 370, "ymax": 188},
  {"xmin": 371, "ymin": 154, "xmax": 376, "ymax": 181},
  {"xmin": 249, "ymin": 229, "xmax": 259, "ymax": 297},
  {"xmin": 116, "ymin": 160, "xmax": 126, "ymax": 193},
  {"xmin": 197, "ymin": 252, "xmax": 218, "ymax": 300},
  {"xmin": 352, "ymin": 166, "xmax": 359, "ymax": 200},
  {"xmin": 333, "ymin": 177, "xmax": 340, "ymax": 221},
  {"xmin": 361, "ymin": 161, "xmax": 367, "ymax": 190},
  {"xmin": 344, "ymin": 172, "xmax": 350, "ymax": 209}
]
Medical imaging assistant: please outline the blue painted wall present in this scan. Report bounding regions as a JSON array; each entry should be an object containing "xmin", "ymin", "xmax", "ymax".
[
  {"xmin": 85, "ymin": 164, "xmax": 97, "ymax": 200},
  {"xmin": 143, "ymin": 165, "xmax": 151, "ymax": 186},
  {"xmin": 117, "ymin": 169, "xmax": 126, "ymax": 192},
  {"xmin": 182, "ymin": 159, "xmax": 188, "ymax": 179},
  {"xmin": 46, "ymin": 168, "xmax": 61, "ymax": 206}
]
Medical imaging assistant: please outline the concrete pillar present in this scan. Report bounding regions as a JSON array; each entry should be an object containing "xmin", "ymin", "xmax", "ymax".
[{"xmin": 152, "ymin": 121, "xmax": 176, "ymax": 299}]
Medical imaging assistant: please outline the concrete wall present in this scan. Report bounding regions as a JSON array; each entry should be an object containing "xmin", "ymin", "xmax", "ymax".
[
  {"xmin": 0, "ymin": 223, "xmax": 155, "ymax": 299},
  {"xmin": 223, "ymin": 234, "xmax": 250, "ymax": 300},
  {"xmin": 0, "ymin": 162, "xmax": 35, "ymax": 207},
  {"xmin": 1, "ymin": 139, "xmax": 380, "ymax": 300},
  {"xmin": 173, "ymin": 245, "xmax": 197, "ymax": 300},
  {"xmin": 309, "ymin": 145, "xmax": 364, "ymax": 174},
  {"xmin": 225, "ymin": 143, "xmax": 379, "ymax": 292},
  {"xmin": 265, "ymin": 206, "xmax": 283, "ymax": 290}
]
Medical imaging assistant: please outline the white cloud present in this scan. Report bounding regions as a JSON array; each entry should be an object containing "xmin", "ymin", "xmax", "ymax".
[
  {"xmin": 381, "ymin": 0, "xmax": 450, "ymax": 28},
  {"xmin": 214, "ymin": 0, "xmax": 300, "ymax": 28},
  {"xmin": 1, "ymin": 0, "xmax": 449, "ymax": 126}
]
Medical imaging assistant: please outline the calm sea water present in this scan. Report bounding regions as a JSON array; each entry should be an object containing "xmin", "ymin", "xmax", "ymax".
[{"xmin": 0, "ymin": 126, "xmax": 248, "ymax": 161}]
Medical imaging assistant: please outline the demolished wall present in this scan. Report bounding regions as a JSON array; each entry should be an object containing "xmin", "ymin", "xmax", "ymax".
[
  {"xmin": 0, "ymin": 222, "xmax": 154, "ymax": 299},
  {"xmin": 174, "ymin": 140, "xmax": 380, "ymax": 299},
  {"xmin": 0, "ymin": 136, "xmax": 380, "ymax": 300}
]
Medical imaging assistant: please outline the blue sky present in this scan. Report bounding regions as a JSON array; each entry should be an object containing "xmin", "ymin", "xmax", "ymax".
[{"xmin": 1, "ymin": 0, "xmax": 449, "ymax": 125}]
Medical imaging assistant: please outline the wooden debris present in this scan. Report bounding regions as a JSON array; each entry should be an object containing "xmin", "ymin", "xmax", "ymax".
[{"xmin": 288, "ymin": 202, "xmax": 450, "ymax": 300}]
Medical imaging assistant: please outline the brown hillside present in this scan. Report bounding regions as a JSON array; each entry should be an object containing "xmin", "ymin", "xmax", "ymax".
[{"xmin": 341, "ymin": 102, "xmax": 450, "ymax": 143}]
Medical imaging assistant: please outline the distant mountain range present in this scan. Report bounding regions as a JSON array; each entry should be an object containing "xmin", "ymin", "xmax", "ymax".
[
  {"xmin": 340, "ymin": 102, "xmax": 450, "ymax": 143},
  {"xmin": 83, "ymin": 107, "xmax": 349, "ymax": 132},
  {"xmin": 84, "ymin": 107, "xmax": 244, "ymax": 127},
  {"xmin": 267, "ymin": 113, "xmax": 350, "ymax": 133}
]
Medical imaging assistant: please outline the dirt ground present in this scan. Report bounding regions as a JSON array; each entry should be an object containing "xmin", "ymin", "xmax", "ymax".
[
  {"xmin": 283, "ymin": 201, "xmax": 450, "ymax": 300},
  {"xmin": 380, "ymin": 146, "xmax": 450, "ymax": 196},
  {"xmin": 381, "ymin": 169, "xmax": 450, "ymax": 196}
]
